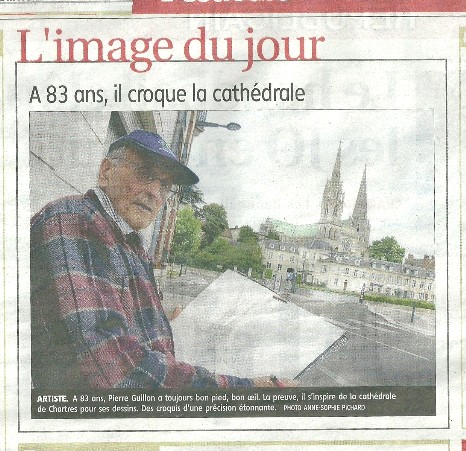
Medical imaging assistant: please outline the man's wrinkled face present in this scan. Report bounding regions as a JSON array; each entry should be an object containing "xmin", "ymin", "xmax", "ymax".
[{"xmin": 98, "ymin": 147, "xmax": 174, "ymax": 230}]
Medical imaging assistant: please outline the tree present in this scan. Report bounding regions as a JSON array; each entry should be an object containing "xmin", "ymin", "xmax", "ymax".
[
  {"xmin": 193, "ymin": 222, "xmax": 264, "ymax": 276},
  {"xmin": 369, "ymin": 236, "xmax": 405, "ymax": 263},
  {"xmin": 193, "ymin": 237, "xmax": 229, "ymax": 269},
  {"xmin": 179, "ymin": 185, "xmax": 205, "ymax": 218},
  {"xmin": 233, "ymin": 240, "xmax": 264, "ymax": 275},
  {"xmin": 201, "ymin": 203, "xmax": 228, "ymax": 248},
  {"xmin": 266, "ymin": 230, "xmax": 280, "ymax": 240},
  {"xmin": 238, "ymin": 225, "xmax": 258, "ymax": 243},
  {"xmin": 171, "ymin": 207, "xmax": 202, "ymax": 265}
]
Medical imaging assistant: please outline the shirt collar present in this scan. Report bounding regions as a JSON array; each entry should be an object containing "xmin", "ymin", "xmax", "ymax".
[{"xmin": 94, "ymin": 187, "xmax": 135, "ymax": 236}]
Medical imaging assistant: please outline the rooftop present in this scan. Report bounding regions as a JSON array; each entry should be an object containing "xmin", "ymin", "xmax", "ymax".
[{"xmin": 264, "ymin": 218, "xmax": 319, "ymax": 238}]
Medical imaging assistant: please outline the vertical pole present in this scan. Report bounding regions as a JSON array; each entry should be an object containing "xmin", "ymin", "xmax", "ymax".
[
  {"xmin": 411, "ymin": 300, "xmax": 416, "ymax": 323},
  {"xmin": 359, "ymin": 283, "xmax": 365, "ymax": 304}
]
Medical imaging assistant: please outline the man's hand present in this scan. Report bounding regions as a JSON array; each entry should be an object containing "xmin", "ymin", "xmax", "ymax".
[{"xmin": 253, "ymin": 376, "xmax": 300, "ymax": 387}]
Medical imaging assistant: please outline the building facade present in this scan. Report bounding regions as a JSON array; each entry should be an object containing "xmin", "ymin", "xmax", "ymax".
[{"xmin": 260, "ymin": 239, "xmax": 435, "ymax": 303}]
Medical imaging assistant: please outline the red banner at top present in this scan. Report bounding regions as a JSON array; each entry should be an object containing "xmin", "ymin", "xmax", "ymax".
[{"xmin": 133, "ymin": 0, "xmax": 466, "ymax": 14}]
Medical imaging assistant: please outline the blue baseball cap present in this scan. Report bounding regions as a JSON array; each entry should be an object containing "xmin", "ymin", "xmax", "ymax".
[{"xmin": 108, "ymin": 130, "xmax": 199, "ymax": 186}]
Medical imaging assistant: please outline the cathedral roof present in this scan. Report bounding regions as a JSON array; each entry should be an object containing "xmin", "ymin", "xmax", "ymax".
[{"xmin": 266, "ymin": 218, "xmax": 319, "ymax": 238}]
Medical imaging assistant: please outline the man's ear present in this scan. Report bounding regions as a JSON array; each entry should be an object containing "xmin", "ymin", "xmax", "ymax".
[{"xmin": 98, "ymin": 158, "xmax": 112, "ymax": 188}]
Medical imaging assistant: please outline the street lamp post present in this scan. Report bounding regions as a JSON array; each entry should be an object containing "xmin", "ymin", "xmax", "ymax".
[{"xmin": 196, "ymin": 121, "xmax": 241, "ymax": 131}]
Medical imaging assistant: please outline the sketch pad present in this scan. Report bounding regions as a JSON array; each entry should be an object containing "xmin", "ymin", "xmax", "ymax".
[{"xmin": 171, "ymin": 270, "xmax": 345, "ymax": 379}]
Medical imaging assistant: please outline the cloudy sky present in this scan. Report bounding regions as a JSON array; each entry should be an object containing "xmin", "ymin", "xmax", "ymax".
[{"xmin": 188, "ymin": 109, "xmax": 435, "ymax": 257}]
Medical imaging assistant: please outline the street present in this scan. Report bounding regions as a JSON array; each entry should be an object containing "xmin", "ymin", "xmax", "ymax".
[
  {"xmin": 289, "ymin": 290, "xmax": 435, "ymax": 387},
  {"xmin": 161, "ymin": 268, "xmax": 436, "ymax": 387}
]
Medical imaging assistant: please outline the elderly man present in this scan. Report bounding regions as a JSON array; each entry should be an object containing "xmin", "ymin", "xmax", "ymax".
[{"xmin": 31, "ymin": 130, "xmax": 292, "ymax": 389}]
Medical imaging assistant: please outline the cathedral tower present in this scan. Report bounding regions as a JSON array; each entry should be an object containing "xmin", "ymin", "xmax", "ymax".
[
  {"xmin": 320, "ymin": 144, "xmax": 344, "ymax": 223},
  {"xmin": 318, "ymin": 144, "xmax": 344, "ymax": 246},
  {"xmin": 317, "ymin": 144, "xmax": 370, "ymax": 256},
  {"xmin": 350, "ymin": 166, "xmax": 370, "ymax": 257}
]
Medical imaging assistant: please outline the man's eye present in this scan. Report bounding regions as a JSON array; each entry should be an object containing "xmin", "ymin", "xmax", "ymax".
[{"xmin": 138, "ymin": 169, "xmax": 155, "ymax": 181}]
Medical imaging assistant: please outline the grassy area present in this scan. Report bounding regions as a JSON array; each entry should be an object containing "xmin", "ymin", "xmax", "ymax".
[{"xmin": 364, "ymin": 293, "xmax": 435, "ymax": 310}]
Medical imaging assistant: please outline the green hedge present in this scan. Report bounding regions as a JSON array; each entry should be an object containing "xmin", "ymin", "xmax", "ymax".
[{"xmin": 364, "ymin": 293, "xmax": 435, "ymax": 310}]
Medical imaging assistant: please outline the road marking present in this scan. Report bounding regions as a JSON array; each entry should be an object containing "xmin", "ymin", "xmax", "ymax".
[
  {"xmin": 350, "ymin": 317, "xmax": 435, "ymax": 337},
  {"xmin": 347, "ymin": 318, "xmax": 397, "ymax": 333},
  {"xmin": 346, "ymin": 330, "xmax": 433, "ymax": 361}
]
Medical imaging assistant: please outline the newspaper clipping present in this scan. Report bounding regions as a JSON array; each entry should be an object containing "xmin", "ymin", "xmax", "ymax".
[{"xmin": 0, "ymin": 0, "xmax": 464, "ymax": 450}]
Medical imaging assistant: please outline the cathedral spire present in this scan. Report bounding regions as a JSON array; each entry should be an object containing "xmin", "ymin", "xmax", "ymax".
[
  {"xmin": 352, "ymin": 165, "xmax": 367, "ymax": 220},
  {"xmin": 320, "ymin": 144, "xmax": 344, "ymax": 224},
  {"xmin": 331, "ymin": 141, "xmax": 342, "ymax": 182}
]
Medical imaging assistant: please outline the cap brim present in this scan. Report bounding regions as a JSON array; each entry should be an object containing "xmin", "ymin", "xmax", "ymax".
[
  {"xmin": 152, "ymin": 154, "xmax": 200, "ymax": 186},
  {"xmin": 110, "ymin": 137, "xmax": 199, "ymax": 186}
]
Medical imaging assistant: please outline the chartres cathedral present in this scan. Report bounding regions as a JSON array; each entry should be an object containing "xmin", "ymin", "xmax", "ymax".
[
  {"xmin": 261, "ymin": 144, "xmax": 370, "ymax": 258},
  {"xmin": 318, "ymin": 145, "xmax": 370, "ymax": 258},
  {"xmin": 259, "ymin": 144, "xmax": 435, "ymax": 302}
]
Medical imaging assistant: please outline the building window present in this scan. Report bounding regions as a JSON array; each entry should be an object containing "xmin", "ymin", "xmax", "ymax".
[
  {"xmin": 419, "ymin": 282, "xmax": 424, "ymax": 289},
  {"xmin": 334, "ymin": 278, "xmax": 339, "ymax": 286},
  {"xmin": 302, "ymin": 251, "xmax": 307, "ymax": 258},
  {"xmin": 322, "ymin": 265, "xmax": 327, "ymax": 273},
  {"xmin": 266, "ymin": 262, "xmax": 272, "ymax": 269},
  {"xmin": 290, "ymin": 256, "xmax": 295, "ymax": 263},
  {"xmin": 278, "ymin": 254, "xmax": 284, "ymax": 261},
  {"xmin": 345, "ymin": 267, "xmax": 349, "ymax": 274},
  {"xmin": 412, "ymin": 280, "xmax": 416, "ymax": 287},
  {"xmin": 353, "ymin": 270, "xmax": 358, "ymax": 277},
  {"xmin": 428, "ymin": 283, "xmax": 432, "ymax": 290},
  {"xmin": 278, "ymin": 264, "xmax": 282, "ymax": 271},
  {"xmin": 280, "ymin": 245, "xmax": 285, "ymax": 251},
  {"xmin": 418, "ymin": 293, "xmax": 424, "ymax": 300},
  {"xmin": 269, "ymin": 244, "xmax": 275, "ymax": 249},
  {"xmin": 268, "ymin": 252, "xmax": 273, "ymax": 258},
  {"xmin": 290, "ymin": 247, "xmax": 295, "ymax": 252}
]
